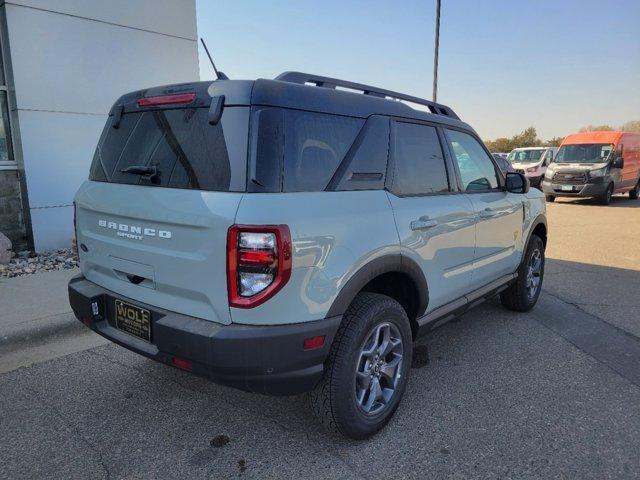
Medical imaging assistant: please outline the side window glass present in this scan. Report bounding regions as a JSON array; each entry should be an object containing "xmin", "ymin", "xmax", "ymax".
[
  {"xmin": 392, "ymin": 122, "xmax": 449, "ymax": 195},
  {"xmin": 445, "ymin": 129, "xmax": 499, "ymax": 192}
]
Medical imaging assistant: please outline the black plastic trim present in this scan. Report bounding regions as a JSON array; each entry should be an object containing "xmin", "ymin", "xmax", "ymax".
[
  {"xmin": 325, "ymin": 254, "xmax": 428, "ymax": 318},
  {"xmin": 68, "ymin": 275, "xmax": 342, "ymax": 396},
  {"xmin": 415, "ymin": 273, "xmax": 517, "ymax": 337},
  {"xmin": 275, "ymin": 71, "xmax": 460, "ymax": 120},
  {"xmin": 523, "ymin": 214, "xmax": 548, "ymax": 255}
]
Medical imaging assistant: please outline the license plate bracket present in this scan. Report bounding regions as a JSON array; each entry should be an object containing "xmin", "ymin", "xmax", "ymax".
[{"xmin": 115, "ymin": 299, "xmax": 151, "ymax": 342}]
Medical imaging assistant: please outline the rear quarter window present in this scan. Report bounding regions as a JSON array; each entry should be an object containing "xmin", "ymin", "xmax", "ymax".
[
  {"xmin": 283, "ymin": 110, "xmax": 364, "ymax": 192},
  {"xmin": 249, "ymin": 107, "xmax": 364, "ymax": 192}
]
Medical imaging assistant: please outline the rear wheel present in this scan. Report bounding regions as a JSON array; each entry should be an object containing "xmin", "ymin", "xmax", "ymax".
[
  {"xmin": 310, "ymin": 292, "xmax": 412, "ymax": 439},
  {"xmin": 630, "ymin": 180, "xmax": 639, "ymax": 200},
  {"xmin": 545, "ymin": 195, "xmax": 555, "ymax": 203},
  {"xmin": 599, "ymin": 183, "xmax": 613, "ymax": 205},
  {"xmin": 500, "ymin": 234, "xmax": 545, "ymax": 312}
]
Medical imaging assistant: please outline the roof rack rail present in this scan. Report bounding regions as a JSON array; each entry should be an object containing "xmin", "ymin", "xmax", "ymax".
[{"xmin": 275, "ymin": 71, "xmax": 459, "ymax": 120}]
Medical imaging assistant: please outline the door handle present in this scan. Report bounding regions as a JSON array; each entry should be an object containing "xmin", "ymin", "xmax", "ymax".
[
  {"xmin": 479, "ymin": 208, "xmax": 497, "ymax": 219},
  {"xmin": 410, "ymin": 217, "xmax": 438, "ymax": 230}
]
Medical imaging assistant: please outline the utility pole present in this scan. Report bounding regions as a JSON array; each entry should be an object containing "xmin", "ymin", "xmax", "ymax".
[{"xmin": 432, "ymin": 0, "xmax": 441, "ymax": 102}]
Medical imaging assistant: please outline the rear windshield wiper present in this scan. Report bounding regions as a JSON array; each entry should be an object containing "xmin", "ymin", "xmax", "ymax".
[{"xmin": 121, "ymin": 165, "xmax": 158, "ymax": 177}]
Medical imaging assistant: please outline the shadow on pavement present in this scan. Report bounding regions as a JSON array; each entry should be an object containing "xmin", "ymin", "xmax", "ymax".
[
  {"xmin": 552, "ymin": 195, "xmax": 640, "ymax": 208},
  {"xmin": 3, "ymin": 258, "xmax": 640, "ymax": 478},
  {"xmin": 544, "ymin": 258, "xmax": 640, "ymax": 338}
]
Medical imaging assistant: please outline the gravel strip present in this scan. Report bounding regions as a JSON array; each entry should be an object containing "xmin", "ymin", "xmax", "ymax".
[{"xmin": 0, "ymin": 249, "xmax": 78, "ymax": 278}]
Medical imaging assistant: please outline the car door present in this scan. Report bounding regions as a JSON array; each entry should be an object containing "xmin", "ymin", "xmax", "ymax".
[
  {"xmin": 386, "ymin": 121, "xmax": 477, "ymax": 311},
  {"xmin": 444, "ymin": 128, "xmax": 523, "ymax": 289}
]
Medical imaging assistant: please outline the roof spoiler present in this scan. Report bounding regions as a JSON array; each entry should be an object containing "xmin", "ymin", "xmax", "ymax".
[{"xmin": 275, "ymin": 71, "xmax": 459, "ymax": 120}]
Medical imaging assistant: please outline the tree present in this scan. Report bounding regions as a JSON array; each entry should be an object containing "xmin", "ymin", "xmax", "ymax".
[
  {"xmin": 484, "ymin": 127, "xmax": 541, "ymax": 152},
  {"xmin": 544, "ymin": 136, "xmax": 564, "ymax": 147},
  {"xmin": 579, "ymin": 124, "xmax": 614, "ymax": 132},
  {"xmin": 620, "ymin": 120, "xmax": 640, "ymax": 133},
  {"xmin": 485, "ymin": 120, "xmax": 640, "ymax": 153}
]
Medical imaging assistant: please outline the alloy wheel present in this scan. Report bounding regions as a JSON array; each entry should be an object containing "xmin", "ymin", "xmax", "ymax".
[
  {"xmin": 355, "ymin": 322, "xmax": 404, "ymax": 415},
  {"xmin": 526, "ymin": 249, "xmax": 543, "ymax": 299}
]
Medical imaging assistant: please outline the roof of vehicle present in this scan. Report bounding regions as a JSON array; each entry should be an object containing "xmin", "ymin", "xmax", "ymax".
[
  {"xmin": 212, "ymin": 73, "xmax": 470, "ymax": 130},
  {"xmin": 110, "ymin": 73, "xmax": 472, "ymax": 132},
  {"xmin": 510, "ymin": 146, "xmax": 548, "ymax": 151},
  {"xmin": 561, "ymin": 131, "xmax": 630, "ymax": 145}
]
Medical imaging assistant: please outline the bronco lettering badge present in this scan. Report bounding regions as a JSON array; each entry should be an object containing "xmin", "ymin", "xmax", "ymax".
[{"xmin": 98, "ymin": 219, "xmax": 172, "ymax": 241}]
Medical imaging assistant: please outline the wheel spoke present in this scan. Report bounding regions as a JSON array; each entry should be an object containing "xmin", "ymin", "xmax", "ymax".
[
  {"xmin": 356, "ymin": 371, "xmax": 372, "ymax": 390},
  {"xmin": 379, "ymin": 336, "xmax": 401, "ymax": 358},
  {"xmin": 379, "ymin": 355, "xmax": 402, "ymax": 383},
  {"xmin": 363, "ymin": 377, "xmax": 383, "ymax": 412}
]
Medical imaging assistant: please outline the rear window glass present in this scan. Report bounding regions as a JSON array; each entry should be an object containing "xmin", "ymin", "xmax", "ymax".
[
  {"xmin": 249, "ymin": 107, "xmax": 364, "ymax": 192},
  {"xmin": 89, "ymin": 107, "xmax": 248, "ymax": 192}
]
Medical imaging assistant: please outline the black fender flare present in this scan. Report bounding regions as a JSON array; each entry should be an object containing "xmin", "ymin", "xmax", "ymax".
[
  {"xmin": 521, "ymin": 213, "xmax": 547, "ymax": 266},
  {"xmin": 526, "ymin": 213, "xmax": 547, "ymax": 245},
  {"xmin": 325, "ymin": 254, "xmax": 428, "ymax": 318}
]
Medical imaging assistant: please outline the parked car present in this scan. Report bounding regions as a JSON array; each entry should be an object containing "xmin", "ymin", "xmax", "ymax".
[
  {"xmin": 69, "ymin": 72, "xmax": 547, "ymax": 439},
  {"xmin": 493, "ymin": 153, "xmax": 515, "ymax": 173},
  {"xmin": 541, "ymin": 131, "xmax": 640, "ymax": 204},
  {"xmin": 507, "ymin": 147, "xmax": 557, "ymax": 188}
]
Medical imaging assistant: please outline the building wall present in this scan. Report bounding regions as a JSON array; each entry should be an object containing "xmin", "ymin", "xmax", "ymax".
[{"xmin": 2, "ymin": 0, "xmax": 199, "ymax": 251}]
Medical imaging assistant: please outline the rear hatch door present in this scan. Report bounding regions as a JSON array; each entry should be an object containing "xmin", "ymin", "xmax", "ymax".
[{"xmin": 75, "ymin": 84, "xmax": 249, "ymax": 325}]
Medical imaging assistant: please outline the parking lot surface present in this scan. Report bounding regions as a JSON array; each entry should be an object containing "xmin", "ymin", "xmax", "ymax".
[{"xmin": 1, "ymin": 195, "xmax": 639, "ymax": 479}]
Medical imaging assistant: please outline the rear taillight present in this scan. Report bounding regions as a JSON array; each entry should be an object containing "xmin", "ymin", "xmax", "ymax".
[
  {"xmin": 227, "ymin": 225, "xmax": 292, "ymax": 308},
  {"xmin": 136, "ymin": 93, "xmax": 196, "ymax": 107}
]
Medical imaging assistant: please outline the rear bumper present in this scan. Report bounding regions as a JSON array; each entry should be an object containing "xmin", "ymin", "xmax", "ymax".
[
  {"xmin": 540, "ymin": 177, "xmax": 608, "ymax": 198},
  {"xmin": 68, "ymin": 275, "xmax": 341, "ymax": 396}
]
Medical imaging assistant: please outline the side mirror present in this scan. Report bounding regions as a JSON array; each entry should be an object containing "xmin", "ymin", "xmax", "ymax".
[
  {"xmin": 505, "ymin": 172, "xmax": 529, "ymax": 194},
  {"xmin": 612, "ymin": 156, "xmax": 624, "ymax": 169}
]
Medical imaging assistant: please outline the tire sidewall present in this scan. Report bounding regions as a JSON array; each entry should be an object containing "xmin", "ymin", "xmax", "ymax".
[
  {"xmin": 334, "ymin": 298, "xmax": 413, "ymax": 438},
  {"xmin": 518, "ymin": 235, "xmax": 545, "ymax": 308}
]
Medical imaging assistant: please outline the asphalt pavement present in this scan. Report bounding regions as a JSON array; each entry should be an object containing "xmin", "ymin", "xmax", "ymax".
[{"xmin": 1, "ymin": 194, "xmax": 639, "ymax": 479}]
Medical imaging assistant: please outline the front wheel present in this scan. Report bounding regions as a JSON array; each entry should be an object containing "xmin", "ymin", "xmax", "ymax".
[
  {"xmin": 310, "ymin": 292, "xmax": 412, "ymax": 439},
  {"xmin": 545, "ymin": 195, "xmax": 555, "ymax": 203},
  {"xmin": 500, "ymin": 234, "xmax": 545, "ymax": 312},
  {"xmin": 599, "ymin": 183, "xmax": 613, "ymax": 205},
  {"xmin": 630, "ymin": 180, "xmax": 639, "ymax": 200}
]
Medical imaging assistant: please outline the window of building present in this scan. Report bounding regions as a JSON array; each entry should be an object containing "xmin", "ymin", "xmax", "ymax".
[{"xmin": 0, "ymin": 29, "xmax": 15, "ymax": 167}]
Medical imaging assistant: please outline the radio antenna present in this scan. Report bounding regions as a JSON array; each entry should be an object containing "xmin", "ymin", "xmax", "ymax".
[{"xmin": 200, "ymin": 38, "xmax": 228, "ymax": 80}]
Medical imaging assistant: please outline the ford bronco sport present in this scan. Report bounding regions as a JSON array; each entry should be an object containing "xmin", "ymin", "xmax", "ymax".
[{"xmin": 69, "ymin": 72, "xmax": 547, "ymax": 439}]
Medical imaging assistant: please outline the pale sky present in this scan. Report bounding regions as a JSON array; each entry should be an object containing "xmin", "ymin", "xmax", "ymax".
[{"xmin": 196, "ymin": 0, "xmax": 640, "ymax": 141}]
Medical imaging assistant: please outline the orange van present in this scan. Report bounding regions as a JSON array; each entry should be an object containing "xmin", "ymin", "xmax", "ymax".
[{"xmin": 541, "ymin": 131, "xmax": 640, "ymax": 204}]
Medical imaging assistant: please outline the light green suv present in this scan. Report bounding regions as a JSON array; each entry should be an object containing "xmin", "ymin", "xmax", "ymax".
[{"xmin": 69, "ymin": 72, "xmax": 547, "ymax": 439}]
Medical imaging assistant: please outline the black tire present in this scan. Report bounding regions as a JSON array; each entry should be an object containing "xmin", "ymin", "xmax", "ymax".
[
  {"xmin": 598, "ymin": 183, "xmax": 613, "ymax": 205},
  {"xmin": 545, "ymin": 195, "xmax": 555, "ymax": 203},
  {"xmin": 630, "ymin": 180, "xmax": 639, "ymax": 200},
  {"xmin": 500, "ymin": 234, "xmax": 545, "ymax": 312},
  {"xmin": 310, "ymin": 292, "xmax": 413, "ymax": 440}
]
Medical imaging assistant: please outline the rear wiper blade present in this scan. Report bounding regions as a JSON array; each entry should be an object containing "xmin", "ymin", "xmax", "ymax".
[{"xmin": 121, "ymin": 165, "xmax": 158, "ymax": 176}]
